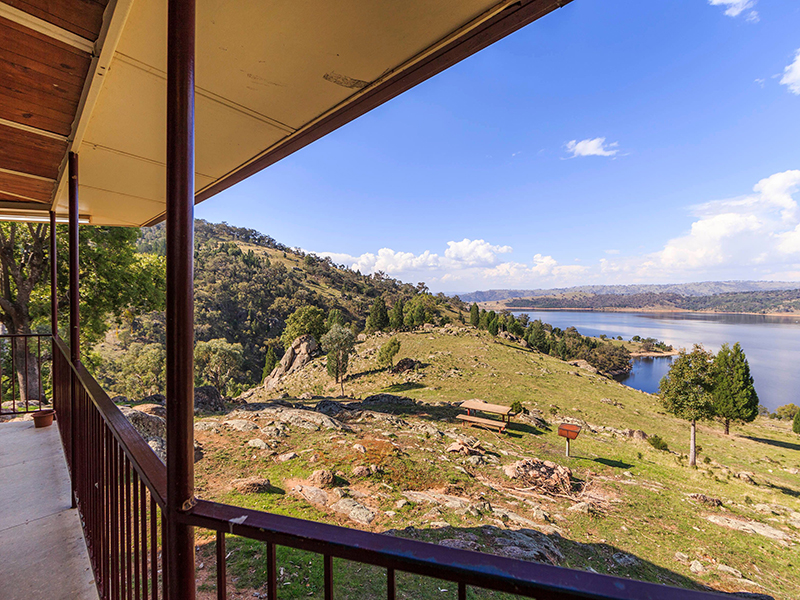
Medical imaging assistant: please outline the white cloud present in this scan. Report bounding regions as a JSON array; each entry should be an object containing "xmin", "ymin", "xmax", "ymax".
[
  {"xmin": 444, "ymin": 239, "xmax": 512, "ymax": 266},
  {"xmin": 599, "ymin": 169, "xmax": 800, "ymax": 280},
  {"xmin": 565, "ymin": 137, "xmax": 619, "ymax": 158},
  {"xmin": 780, "ymin": 49, "xmax": 800, "ymax": 95},
  {"xmin": 708, "ymin": 0, "xmax": 757, "ymax": 19}
]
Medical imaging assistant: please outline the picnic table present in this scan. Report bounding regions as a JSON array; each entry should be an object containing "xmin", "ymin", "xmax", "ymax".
[{"xmin": 456, "ymin": 399, "xmax": 513, "ymax": 433}]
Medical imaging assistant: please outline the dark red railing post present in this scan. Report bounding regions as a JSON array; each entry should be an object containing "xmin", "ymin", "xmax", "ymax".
[
  {"xmin": 49, "ymin": 210, "xmax": 57, "ymax": 337},
  {"xmin": 68, "ymin": 150, "xmax": 79, "ymax": 509},
  {"xmin": 165, "ymin": 0, "xmax": 197, "ymax": 597}
]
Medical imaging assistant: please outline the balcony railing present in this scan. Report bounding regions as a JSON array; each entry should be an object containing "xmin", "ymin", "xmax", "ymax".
[
  {"xmin": 47, "ymin": 333, "xmax": 731, "ymax": 600},
  {"xmin": 0, "ymin": 333, "xmax": 50, "ymax": 415}
]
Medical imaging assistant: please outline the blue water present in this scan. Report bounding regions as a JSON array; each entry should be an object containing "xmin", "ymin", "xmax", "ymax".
[{"xmin": 511, "ymin": 310, "xmax": 800, "ymax": 411}]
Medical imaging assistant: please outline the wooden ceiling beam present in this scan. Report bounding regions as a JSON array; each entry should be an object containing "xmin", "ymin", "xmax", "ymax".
[{"xmin": 0, "ymin": 1, "xmax": 94, "ymax": 53}]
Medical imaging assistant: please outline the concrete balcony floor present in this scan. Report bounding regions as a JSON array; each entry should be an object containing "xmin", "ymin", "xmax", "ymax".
[{"xmin": 0, "ymin": 420, "xmax": 98, "ymax": 600}]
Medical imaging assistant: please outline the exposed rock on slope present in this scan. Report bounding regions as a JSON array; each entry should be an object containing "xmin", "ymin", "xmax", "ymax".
[{"xmin": 264, "ymin": 334, "xmax": 319, "ymax": 390}]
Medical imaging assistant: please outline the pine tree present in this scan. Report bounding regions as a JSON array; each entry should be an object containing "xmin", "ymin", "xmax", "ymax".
[
  {"xmin": 366, "ymin": 296, "xmax": 389, "ymax": 332},
  {"xmin": 794, "ymin": 407, "xmax": 800, "ymax": 435},
  {"xmin": 262, "ymin": 346, "xmax": 278, "ymax": 381},
  {"xmin": 712, "ymin": 342, "xmax": 758, "ymax": 435},
  {"xmin": 469, "ymin": 303, "xmax": 479, "ymax": 327},
  {"xmin": 326, "ymin": 308, "xmax": 345, "ymax": 331},
  {"xmin": 377, "ymin": 337, "xmax": 401, "ymax": 368},
  {"xmin": 389, "ymin": 299, "xmax": 404, "ymax": 330},
  {"xmin": 659, "ymin": 345, "xmax": 715, "ymax": 467}
]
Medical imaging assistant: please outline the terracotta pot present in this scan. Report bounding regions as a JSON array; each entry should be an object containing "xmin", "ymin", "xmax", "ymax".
[{"xmin": 32, "ymin": 409, "xmax": 55, "ymax": 428}]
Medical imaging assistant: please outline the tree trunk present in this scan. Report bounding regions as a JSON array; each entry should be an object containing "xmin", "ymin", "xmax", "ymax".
[
  {"xmin": 724, "ymin": 418, "xmax": 730, "ymax": 436},
  {"xmin": 689, "ymin": 420, "xmax": 697, "ymax": 467},
  {"xmin": 13, "ymin": 336, "xmax": 41, "ymax": 406}
]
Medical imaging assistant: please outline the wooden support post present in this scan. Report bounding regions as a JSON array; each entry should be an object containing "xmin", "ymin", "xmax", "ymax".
[
  {"xmin": 566, "ymin": 437, "xmax": 570, "ymax": 458},
  {"xmin": 165, "ymin": 0, "xmax": 196, "ymax": 597},
  {"xmin": 68, "ymin": 151, "xmax": 79, "ymax": 509},
  {"xmin": 49, "ymin": 210, "xmax": 57, "ymax": 337}
]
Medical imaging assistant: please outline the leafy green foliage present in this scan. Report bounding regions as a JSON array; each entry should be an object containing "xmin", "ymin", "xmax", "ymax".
[
  {"xmin": 659, "ymin": 345, "xmax": 715, "ymax": 466},
  {"xmin": 776, "ymin": 403, "xmax": 799, "ymax": 420},
  {"xmin": 389, "ymin": 299, "xmax": 404, "ymax": 330},
  {"xmin": 195, "ymin": 338, "xmax": 245, "ymax": 396},
  {"xmin": 262, "ymin": 346, "xmax": 278, "ymax": 381},
  {"xmin": 647, "ymin": 435, "xmax": 669, "ymax": 451},
  {"xmin": 366, "ymin": 296, "xmax": 389, "ymax": 332},
  {"xmin": 793, "ymin": 407, "xmax": 800, "ymax": 435},
  {"xmin": 281, "ymin": 306, "xmax": 326, "ymax": 349},
  {"xmin": 377, "ymin": 337, "xmax": 401, "ymax": 368},
  {"xmin": 659, "ymin": 345, "xmax": 715, "ymax": 422},
  {"xmin": 325, "ymin": 308, "xmax": 344, "ymax": 330},
  {"xmin": 321, "ymin": 325, "xmax": 355, "ymax": 395},
  {"xmin": 469, "ymin": 303, "xmax": 479, "ymax": 327},
  {"xmin": 711, "ymin": 342, "xmax": 758, "ymax": 434}
]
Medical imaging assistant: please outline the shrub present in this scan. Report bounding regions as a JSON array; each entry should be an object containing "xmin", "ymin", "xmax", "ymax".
[
  {"xmin": 510, "ymin": 400, "xmax": 523, "ymax": 415},
  {"xmin": 647, "ymin": 435, "xmax": 669, "ymax": 452}
]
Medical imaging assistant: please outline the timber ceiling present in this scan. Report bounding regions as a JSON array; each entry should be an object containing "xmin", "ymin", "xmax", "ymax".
[{"xmin": 0, "ymin": 0, "xmax": 571, "ymax": 226}]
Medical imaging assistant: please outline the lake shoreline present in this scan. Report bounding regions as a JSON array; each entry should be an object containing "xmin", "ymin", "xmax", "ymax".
[{"xmin": 500, "ymin": 306, "xmax": 800, "ymax": 319}]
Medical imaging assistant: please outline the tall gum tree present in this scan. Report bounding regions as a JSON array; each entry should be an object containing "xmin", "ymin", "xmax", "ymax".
[
  {"xmin": 659, "ymin": 344, "xmax": 715, "ymax": 467},
  {"xmin": 0, "ymin": 223, "xmax": 165, "ymax": 406}
]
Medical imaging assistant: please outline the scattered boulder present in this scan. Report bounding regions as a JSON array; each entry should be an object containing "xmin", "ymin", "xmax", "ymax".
[
  {"xmin": 717, "ymin": 564, "xmax": 743, "ymax": 578},
  {"xmin": 120, "ymin": 406, "xmax": 166, "ymax": 439},
  {"xmin": 277, "ymin": 451, "xmax": 298, "ymax": 462},
  {"xmin": 352, "ymin": 444, "xmax": 366, "ymax": 454},
  {"xmin": 493, "ymin": 529, "xmax": 563, "ymax": 565},
  {"xmin": 195, "ymin": 385, "xmax": 225, "ymax": 413},
  {"xmin": 390, "ymin": 358, "xmax": 420, "ymax": 374},
  {"xmin": 352, "ymin": 466, "xmax": 370, "ymax": 478},
  {"xmin": 133, "ymin": 403, "xmax": 165, "ymax": 418},
  {"xmin": 141, "ymin": 393, "xmax": 166, "ymax": 405},
  {"xmin": 223, "ymin": 419, "xmax": 258, "ymax": 432},
  {"xmin": 612, "ymin": 552, "xmax": 638, "ymax": 567},
  {"xmin": 503, "ymin": 458, "xmax": 572, "ymax": 495},
  {"xmin": 195, "ymin": 419, "xmax": 221, "ymax": 432},
  {"xmin": 737, "ymin": 472, "xmax": 757, "ymax": 485},
  {"xmin": 446, "ymin": 440, "xmax": 480, "ymax": 455},
  {"xmin": 247, "ymin": 438, "xmax": 269, "ymax": 450},
  {"xmin": 361, "ymin": 394, "xmax": 416, "ymax": 407},
  {"xmin": 690, "ymin": 560, "xmax": 705, "ymax": 574},
  {"xmin": 567, "ymin": 359, "xmax": 598, "ymax": 374},
  {"xmin": 356, "ymin": 333, "xmax": 367, "ymax": 342},
  {"xmin": 705, "ymin": 515, "xmax": 791, "ymax": 541},
  {"xmin": 675, "ymin": 552, "xmax": 689, "ymax": 562},
  {"xmin": 309, "ymin": 469, "xmax": 335, "ymax": 487},
  {"xmin": 264, "ymin": 335, "xmax": 319, "ymax": 390},
  {"xmin": 298, "ymin": 485, "xmax": 328, "ymax": 506},
  {"xmin": 688, "ymin": 493, "xmax": 722, "ymax": 507},
  {"xmin": 331, "ymin": 498, "xmax": 375, "ymax": 524},
  {"xmin": 232, "ymin": 477, "xmax": 271, "ymax": 494},
  {"xmin": 632, "ymin": 430, "xmax": 648, "ymax": 441}
]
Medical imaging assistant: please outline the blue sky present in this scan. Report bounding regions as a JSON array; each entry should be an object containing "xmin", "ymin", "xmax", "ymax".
[{"xmin": 196, "ymin": 0, "xmax": 800, "ymax": 294}]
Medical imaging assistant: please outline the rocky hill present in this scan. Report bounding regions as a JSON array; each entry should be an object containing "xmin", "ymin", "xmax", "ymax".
[{"xmin": 118, "ymin": 325, "xmax": 800, "ymax": 599}]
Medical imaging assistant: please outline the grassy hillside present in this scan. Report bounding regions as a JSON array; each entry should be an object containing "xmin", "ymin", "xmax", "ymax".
[{"xmin": 183, "ymin": 327, "xmax": 800, "ymax": 599}]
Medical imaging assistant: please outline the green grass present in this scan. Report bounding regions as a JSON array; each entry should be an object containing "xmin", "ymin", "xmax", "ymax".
[{"xmin": 193, "ymin": 327, "xmax": 800, "ymax": 599}]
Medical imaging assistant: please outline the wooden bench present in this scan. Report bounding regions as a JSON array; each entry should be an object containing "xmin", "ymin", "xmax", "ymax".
[{"xmin": 456, "ymin": 414, "xmax": 507, "ymax": 433}]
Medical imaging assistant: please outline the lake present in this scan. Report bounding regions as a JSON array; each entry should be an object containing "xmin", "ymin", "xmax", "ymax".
[{"xmin": 511, "ymin": 310, "xmax": 800, "ymax": 412}]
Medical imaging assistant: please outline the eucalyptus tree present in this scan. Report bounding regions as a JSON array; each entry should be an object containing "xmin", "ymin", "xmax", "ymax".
[
  {"xmin": 659, "ymin": 345, "xmax": 715, "ymax": 467},
  {"xmin": 321, "ymin": 324, "xmax": 355, "ymax": 396}
]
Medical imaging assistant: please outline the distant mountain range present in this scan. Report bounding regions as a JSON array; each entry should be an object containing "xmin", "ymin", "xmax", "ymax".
[{"xmin": 457, "ymin": 281, "xmax": 800, "ymax": 304}]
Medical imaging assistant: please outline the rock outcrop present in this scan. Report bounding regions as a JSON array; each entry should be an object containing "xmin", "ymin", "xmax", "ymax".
[{"xmin": 263, "ymin": 335, "xmax": 319, "ymax": 390}]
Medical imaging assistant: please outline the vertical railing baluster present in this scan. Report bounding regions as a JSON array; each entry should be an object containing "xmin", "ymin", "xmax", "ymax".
[
  {"xmin": 122, "ymin": 460, "xmax": 133, "ymax": 600},
  {"xmin": 324, "ymin": 555, "xmax": 333, "ymax": 600},
  {"xmin": 133, "ymin": 470, "xmax": 141, "ymax": 600},
  {"xmin": 37, "ymin": 336, "xmax": 42, "ymax": 406},
  {"xmin": 140, "ymin": 482, "xmax": 147, "ymax": 600},
  {"xmin": 112, "ymin": 442, "xmax": 120, "ymax": 600},
  {"xmin": 266, "ymin": 542, "xmax": 276, "ymax": 600},
  {"xmin": 387, "ymin": 568, "xmax": 395, "ymax": 600},
  {"xmin": 216, "ymin": 531, "xmax": 226, "ymax": 600},
  {"xmin": 161, "ymin": 514, "xmax": 168, "ymax": 599},
  {"xmin": 150, "ymin": 497, "xmax": 158, "ymax": 600},
  {"xmin": 24, "ymin": 336, "xmax": 28, "ymax": 411},
  {"xmin": 458, "ymin": 582, "xmax": 466, "ymax": 600},
  {"xmin": 11, "ymin": 337, "xmax": 16, "ymax": 413}
]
